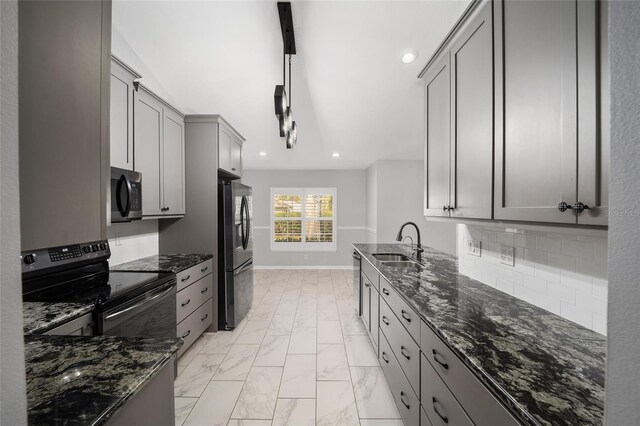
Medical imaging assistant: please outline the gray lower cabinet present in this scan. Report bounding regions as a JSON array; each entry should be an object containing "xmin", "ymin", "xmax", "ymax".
[
  {"xmin": 110, "ymin": 56, "xmax": 140, "ymax": 171},
  {"xmin": 44, "ymin": 313, "xmax": 93, "ymax": 336},
  {"xmin": 134, "ymin": 84, "xmax": 185, "ymax": 218},
  {"xmin": 358, "ymin": 254, "xmax": 520, "ymax": 426},
  {"xmin": 105, "ymin": 358, "xmax": 175, "ymax": 426},
  {"xmin": 176, "ymin": 259, "xmax": 214, "ymax": 356}
]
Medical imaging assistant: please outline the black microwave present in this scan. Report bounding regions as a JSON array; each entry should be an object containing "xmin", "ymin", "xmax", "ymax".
[{"xmin": 110, "ymin": 167, "xmax": 142, "ymax": 222}]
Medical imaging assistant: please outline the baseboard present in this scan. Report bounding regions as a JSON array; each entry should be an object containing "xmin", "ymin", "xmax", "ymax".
[{"xmin": 254, "ymin": 265, "xmax": 355, "ymax": 270}]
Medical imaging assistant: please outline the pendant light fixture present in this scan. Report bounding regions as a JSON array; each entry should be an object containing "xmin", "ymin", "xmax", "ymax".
[{"xmin": 274, "ymin": 2, "xmax": 297, "ymax": 149}]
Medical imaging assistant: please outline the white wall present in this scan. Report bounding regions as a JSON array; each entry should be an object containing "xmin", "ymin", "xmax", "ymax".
[
  {"xmin": 242, "ymin": 170, "xmax": 367, "ymax": 268},
  {"xmin": 366, "ymin": 160, "xmax": 457, "ymax": 255},
  {"xmin": 605, "ymin": 1, "xmax": 640, "ymax": 423},
  {"xmin": 458, "ymin": 223, "xmax": 607, "ymax": 334},
  {"xmin": 0, "ymin": 0, "xmax": 27, "ymax": 422},
  {"xmin": 107, "ymin": 220, "xmax": 159, "ymax": 266}
]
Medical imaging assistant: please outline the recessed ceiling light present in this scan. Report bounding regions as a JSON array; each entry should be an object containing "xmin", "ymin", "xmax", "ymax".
[
  {"xmin": 332, "ymin": 152, "xmax": 340, "ymax": 158},
  {"xmin": 259, "ymin": 151, "xmax": 267, "ymax": 157},
  {"xmin": 401, "ymin": 50, "xmax": 418, "ymax": 64}
]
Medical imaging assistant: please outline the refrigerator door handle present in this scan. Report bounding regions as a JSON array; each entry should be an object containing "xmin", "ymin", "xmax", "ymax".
[
  {"xmin": 240, "ymin": 195, "xmax": 248, "ymax": 250},
  {"xmin": 234, "ymin": 259, "xmax": 253, "ymax": 276}
]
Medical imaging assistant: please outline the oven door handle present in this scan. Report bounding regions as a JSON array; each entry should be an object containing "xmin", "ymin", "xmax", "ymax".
[{"xmin": 104, "ymin": 281, "xmax": 175, "ymax": 321}]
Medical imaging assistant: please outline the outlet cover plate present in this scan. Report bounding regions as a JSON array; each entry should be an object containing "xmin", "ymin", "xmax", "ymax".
[
  {"xmin": 467, "ymin": 240, "xmax": 481, "ymax": 257},
  {"xmin": 500, "ymin": 245, "xmax": 515, "ymax": 266}
]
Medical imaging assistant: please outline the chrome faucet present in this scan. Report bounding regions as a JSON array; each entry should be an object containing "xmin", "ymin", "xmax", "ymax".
[{"xmin": 396, "ymin": 222, "xmax": 424, "ymax": 261}]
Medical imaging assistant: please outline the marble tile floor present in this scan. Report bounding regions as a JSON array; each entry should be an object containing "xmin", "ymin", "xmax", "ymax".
[{"xmin": 175, "ymin": 269, "xmax": 403, "ymax": 426}]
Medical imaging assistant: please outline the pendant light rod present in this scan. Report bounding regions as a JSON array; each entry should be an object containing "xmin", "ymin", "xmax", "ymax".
[{"xmin": 288, "ymin": 55, "xmax": 292, "ymax": 107}]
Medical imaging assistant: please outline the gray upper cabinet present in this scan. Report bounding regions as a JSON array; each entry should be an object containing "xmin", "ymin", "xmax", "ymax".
[
  {"xmin": 423, "ymin": 53, "xmax": 451, "ymax": 217},
  {"xmin": 134, "ymin": 85, "xmax": 185, "ymax": 218},
  {"xmin": 217, "ymin": 119, "xmax": 244, "ymax": 178},
  {"xmin": 110, "ymin": 56, "xmax": 140, "ymax": 171},
  {"xmin": 450, "ymin": 0, "xmax": 493, "ymax": 219},
  {"xmin": 423, "ymin": 0, "xmax": 493, "ymax": 220},
  {"xmin": 494, "ymin": 0, "xmax": 578, "ymax": 224},
  {"xmin": 494, "ymin": 0, "xmax": 609, "ymax": 225}
]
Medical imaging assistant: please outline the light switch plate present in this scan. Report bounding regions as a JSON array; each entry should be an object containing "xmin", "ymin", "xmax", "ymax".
[
  {"xmin": 466, "ymin": 240, "xmax": 481, "ymax": 257},
  {"xmin": 500, "ymin": 245, "xmax": 515, "ymax": 266}
]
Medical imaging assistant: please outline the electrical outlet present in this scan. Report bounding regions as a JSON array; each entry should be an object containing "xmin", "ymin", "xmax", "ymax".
[
  {"xmin": 466, "ymin": 240, "xmax": 481, "ymax": 257},
  {"xmin": 115, "ymin": 232, "xmax": 122, "ymax": 247},
  {"xmin": 500, "ymin": 245, "xmax": 515, "ymax": 266}
]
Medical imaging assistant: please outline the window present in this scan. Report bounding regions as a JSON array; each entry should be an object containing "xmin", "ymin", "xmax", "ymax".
[{"xmin": 271, "ymin": 187, "xmax": 337, "ymax": 251}]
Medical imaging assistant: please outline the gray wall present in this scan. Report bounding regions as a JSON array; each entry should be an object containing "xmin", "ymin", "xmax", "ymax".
[
  {"xmin": 366, "ymin": 162, "xmax": 377, "ymax": 243},
  {"xmin": 242, "ymin": 170, "xmax": 367, "ymax": 267},
  {"xmin": 367, "ymin": 160, "xmax": 457, "ymax": 255},
  {"xmin": 1, "ymin": 0, "xmax": 27, "ymax": 423},
  {"xmin": 606, "ymin": 1, "xmax": 640, "ymax": 424}
]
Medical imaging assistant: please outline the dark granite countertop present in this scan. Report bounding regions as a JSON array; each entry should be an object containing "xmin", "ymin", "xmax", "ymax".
[
  {"xmin": 353, "ymin": 243, "xmax": 605, "ymax": 426},
  {"xmin": 23, "ymin": 302, "xmax": 95, "ymax": 335},
  {"xmin": 25, "ymin": 334, "xmax": 182, "ymax": 426},
  {"xmin": 110, "ymin": 253, "xmax": 212, "ymax": 274}
]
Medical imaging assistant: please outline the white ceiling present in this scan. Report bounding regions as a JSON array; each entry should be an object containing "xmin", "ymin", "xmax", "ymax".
[{"xmin": 112, "ymin": 0, "xmax": 470, "ymax": 170}]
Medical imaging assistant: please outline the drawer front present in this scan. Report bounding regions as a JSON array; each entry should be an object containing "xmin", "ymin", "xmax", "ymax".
[
  {"xmin": 177, "ymin": 298, "xmax": 213, "ymax": 356},
  {"xmin": 421, "ymin": 354, "xmax": 474, "ymax": 426},
  {"xmin": 421, "ymin": 406, "xmax": 433, "ymax": 426},
  {"xmin": 370, "ymin": 289, "xmax": 379, "ymax": 351},
  {"xmin": 176, "ymin": 274, "xmax": 213, "ymax": 323},
  {"xmin": 379, "ymin": 331, "xmax": 420, "ymax": 426},
  {"xmin": 176, "ymin": 259, "xmax": 213, "ymax": 291},
  {"xmin": 361, "ymin": 258, "xmax": 380, "ymax": 291},
  {"xmin": 421, "ymin": 321, "xmax": 520, "ymax": 426},
  {"xmin": 380, "ymin": 277, "xmax": 420, "ymax": 343},
  {"xmin": 361, "ymin": 272, "xmax": 371, "ymax": 332},
  {"xmin": 380, "ymin": 299, "xmax": 420, "ymax": 396}
]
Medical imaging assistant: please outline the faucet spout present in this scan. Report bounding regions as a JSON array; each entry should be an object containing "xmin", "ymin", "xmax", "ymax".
[{"xmin": 396, "ymin": 222, "xmax": 423, "ymax": 261}]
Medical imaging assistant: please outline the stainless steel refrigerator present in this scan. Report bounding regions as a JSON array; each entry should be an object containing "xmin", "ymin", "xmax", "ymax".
[{"xmin": 218, "ymin": 180, "xmax": 254, "ymax": 329}]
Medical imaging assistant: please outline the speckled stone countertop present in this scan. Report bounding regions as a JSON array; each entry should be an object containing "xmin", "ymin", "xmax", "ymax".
[
  {"xmin": 110, "ymin": 253, "xmax": 213, "ymax": 274},
  {"xmin": 353, "ymin": 243, "xmax": 605, "ymax": 426},
  {"xmin": 25, "ymin": 334, "xmax": 182, "ymax": 426},
  {"xmin": 23, "ymin": 302, "xmax": 95, "ymax": 335}
]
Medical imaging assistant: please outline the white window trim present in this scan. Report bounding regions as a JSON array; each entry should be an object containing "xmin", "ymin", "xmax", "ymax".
[{"xmin": 270, "ymin": 187, "xmax": 337, "ymax": 252}]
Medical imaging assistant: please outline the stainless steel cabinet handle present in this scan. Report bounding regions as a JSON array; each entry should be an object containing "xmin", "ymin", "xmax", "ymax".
[
  {"xmin": 181, "ymin": 330, "xmax": 191, "ymax": 339},
  {"xmin": 400, "ymin": 345, "xmax": 411, "ymax": 360},
  {"xmin": 381, "ymin": 351, "xmax": 389, "ymax": 363},
  {"xmin": 364, "ymin": 282, "xmax": 371, "ymax": 288},
  {"xmin": 232, "ymin": 167, "xmax": 236, "ymax": 171},
  {"xmin": 181, "ymin": 299, "xmax": 191, "ymax": 307},
  {"xmin": 181, "ymin": 275, "xmax": 191, "ymax": 282},
  {"xmin": 432, "ymin": 397, "xmax": 449, "ymax": 423},
  {"xmin": 382, "ymin": 316, "xmax": 390, "ymax": 325},
  {"xmin": 382, "ymin": 288, "xmax": 390, "ymax": 296},
  {"xmin": 401, "ymin": 310, "xmax": 412, "ymax": 322},
  {"xmin": 201, "ymin": 314, "xmax": 208, "ymax": 321},
  {"xmin": 201, "ymin": 287, "xmax": 209, "ymax": 294},
  {"xmin": 400, "ymin": 392, "xmax": 411, "ymax": 409},
  {"xmin": 574, "ymin": 201, "xmax": 590, "ymax": 214},
  {"xmin": 201, "ymin": 266, "xmax": 208, "ymax": 273},
  {"xmin": 432, "ymin": 349, "xmax": 449, "ymax": 370}
]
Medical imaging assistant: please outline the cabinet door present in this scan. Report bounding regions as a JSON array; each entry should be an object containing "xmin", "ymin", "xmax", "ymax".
[
  {"xmin": 230, "ymin": 137, "xmax": 243, "ymax": 177},
  {"xmin": 577, "ymin": 0, "xmax": 609, "ymax": 225},
  {"xmin": 110, "ymin": 60, "xmax": 136, "ymax": 170},
  {"xmin": 162, "ymin": 108, "xmax": 185, "ymax": 215},
  {"xmin": 361, "ymin": 273, "xmax": 371, "ymax": 332},
  {"xmin": 450, "ymin": 1, "xmax": 493, "ymax": 219},
  {"xmin": 423, "ymin": 53, "xmax": 452, "ymax": 217},
  {"xmin": 134, "ymin": 89, "xmax": 164, "ymax": 216},
  {"xmin": 494, "ymin": 0, "xmax": 577, "ymax": 223},
  {"xmin": 370, "ymin": 289, "xmax": 379, "ymax": 350},
  {"xmin": 218, "ymin": 124, "xmax": 233, "ymax": 173}
]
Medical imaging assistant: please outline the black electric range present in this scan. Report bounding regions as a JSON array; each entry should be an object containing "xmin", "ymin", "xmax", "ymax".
[{"xmin": 22, "ymin": 240, "xmax": 177, "ymax": 337}]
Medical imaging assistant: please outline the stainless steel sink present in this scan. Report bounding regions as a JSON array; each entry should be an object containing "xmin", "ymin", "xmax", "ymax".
[{"xmin": 372, "ymin": 253, "xmax": 411, "ymax": 262}]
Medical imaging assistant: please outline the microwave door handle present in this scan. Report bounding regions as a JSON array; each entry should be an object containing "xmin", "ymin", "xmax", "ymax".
[
  {"xmin": 122, "ymin": 174, "xmax": 132, "ymax": 217},
  {"xmin": 116, "ymin": 174, "xmax": 132, "ymax": 217},
  {"xmin": 104, "ymin": 282, "xmax": 175, "ymax": 322}
]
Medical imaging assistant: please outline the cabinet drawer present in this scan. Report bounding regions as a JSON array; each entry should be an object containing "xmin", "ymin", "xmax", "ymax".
[
  {"xmin": 177, "ymin": 298, "xmax": 212, "ymax": 357},
  {"xmin": 176, "ymin": 274, "xmax": 213, "ymax": 323},
  {"xmin": 380, "ymin": 277, "xmax": 420, "ymax": 343},
  {"xmin": 421, "ymin": 354, "xmax": 474, "ymax": 426},
  {"xmin": 361, "ymin": 258, "xmax": 380, "ymax": 291},
  {"xmin": 420, "ymin": 321, "xmax": 520, "ymax": 426},
  {"xmin": 421, "ymin": 406, "xmax": 433, "ymax": 426},
  {"xmin": 380, "ymin": 299, "xmax": 420, "ymax": 397},
  {"xmin": 379, "ymin": 331, "xmax": 420, "ymax": 426},
  {"xmin": 176, "ymin": 259, "xmax": 213, "ymax": 291}
]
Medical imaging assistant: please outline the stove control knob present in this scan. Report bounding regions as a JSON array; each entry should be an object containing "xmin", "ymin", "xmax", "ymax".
[
  {"xmin": 23, "ymin": 253, "xmax": 37, "ymax": 265},
  {"xmin": 83, "ymin": 246, "xmax": 91, "ymax": 253},
  {"xmin": 91, "ymin": 244, "xmax": 99, "ymax": 252},
  {"xmin": 99, "ymin": 243, "xmax": 107, "ymax": 251}
]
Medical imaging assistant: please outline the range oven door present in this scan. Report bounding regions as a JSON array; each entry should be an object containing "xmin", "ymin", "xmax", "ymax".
[
  {"xmin": 110, "ymin": 166, "xmax": 142, "ymax": 222},
  {"xmin": 99, "ymin": 280, "xmax": 176, "ymax": 337}
]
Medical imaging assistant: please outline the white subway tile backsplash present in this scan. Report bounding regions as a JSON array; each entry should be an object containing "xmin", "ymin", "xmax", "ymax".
[
  {"xmin": 562, "ymin": 240, "xmax": 595, "ymax": 259},
  {"xmin": 458, "ymin": 224, "xmax": 608, "ymax": 335}
]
